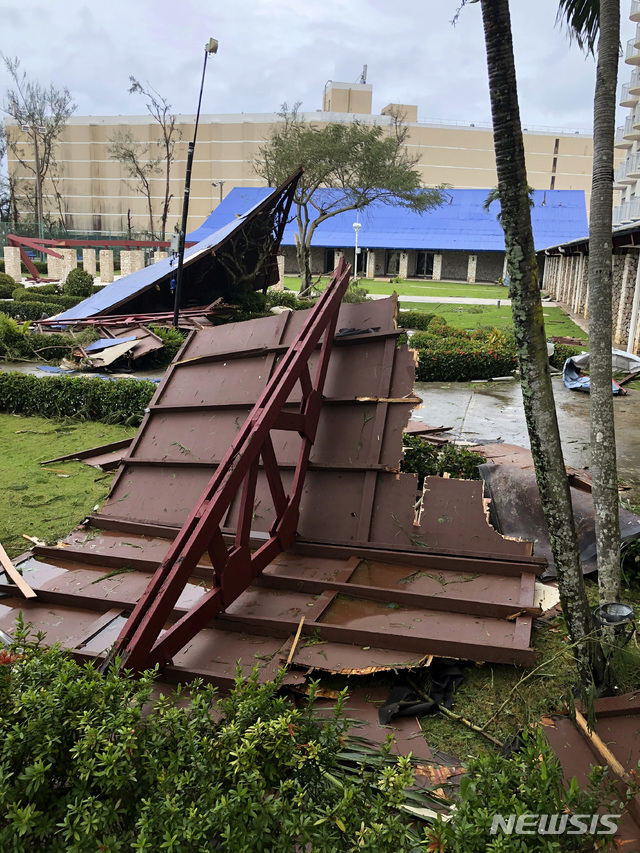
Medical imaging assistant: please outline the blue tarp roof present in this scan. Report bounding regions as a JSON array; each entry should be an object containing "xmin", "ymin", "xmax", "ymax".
[
  {"xmin": 187, "ymin": 188, "xmax": 588, "ymax": 253},
  {"xmin": 55, "ymin": 191, "xmax": 274, "ymax": 321}
]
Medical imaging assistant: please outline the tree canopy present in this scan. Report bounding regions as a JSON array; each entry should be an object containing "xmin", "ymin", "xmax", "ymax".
[{"xmin": 255, "ymin": 104, "xmax": 444, "ymax": 291}]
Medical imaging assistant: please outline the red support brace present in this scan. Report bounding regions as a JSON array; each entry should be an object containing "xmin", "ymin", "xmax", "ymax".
[{"xmin": 106, "ymin": 257, "xmax": 352, "ymax": 674}]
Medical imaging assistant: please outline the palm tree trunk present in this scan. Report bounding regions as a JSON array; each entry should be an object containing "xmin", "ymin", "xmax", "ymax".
[
  {"xmin": 589, "ymin": 0, "xmax": 621, "ymax": 607},
  {"xmin": 480, "ymin": 0, "xmax": 605, "ymax": 688}
]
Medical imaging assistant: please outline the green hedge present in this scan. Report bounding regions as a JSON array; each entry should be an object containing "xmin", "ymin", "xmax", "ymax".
[
  {"xmin": 0, "ymin": 373, "xmax": 156, "ymax": 424},
  {"xmin": 13, "ymin": 288, "xmax": 85, "ymax": 308},
  {"xmin": 0, "ymin": 301, "xmax": 67, "ymax": 321},
  {"xmin": 415, "ymin": 339, "xmax": 517, "ymax": 382},
  {"xmin": 550, "ymin": 342, "xmax": 585, "ymax": 370},
  {"xmin": 396, "ymin": 311, "xmax": 441, "ymax": 331}
]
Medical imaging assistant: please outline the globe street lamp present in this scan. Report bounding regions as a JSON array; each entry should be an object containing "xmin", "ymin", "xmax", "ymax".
[
  {"xmin": 353, "ymin": 220, "xmax": 361, "ymax": 284},
  {"xmin": 173, "ymin": 37, "xmax": 219, "ymax": 328}
]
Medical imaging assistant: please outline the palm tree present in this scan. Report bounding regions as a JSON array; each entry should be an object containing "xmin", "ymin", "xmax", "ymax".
[
  {"xmin": 560, "ymin": 0, "xmax": 622, "ymax": 610},
  {"xmin": 478, "ymin": 0, "xmax": 606, "ymax": 688}
]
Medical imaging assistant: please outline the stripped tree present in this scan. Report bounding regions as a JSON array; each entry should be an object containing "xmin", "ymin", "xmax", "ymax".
[{"xmin": 108, "ymin": 130, "xmax": 161, "ymax": 239}]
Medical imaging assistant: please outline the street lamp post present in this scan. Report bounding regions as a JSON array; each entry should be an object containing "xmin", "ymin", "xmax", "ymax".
[
  {"xmin": 172, "ymin": 37, "xmax": 219, "ymax": 328},
  {"xmin": 353, "ymin": 220, "xmax": 361, "ymax": 283}
]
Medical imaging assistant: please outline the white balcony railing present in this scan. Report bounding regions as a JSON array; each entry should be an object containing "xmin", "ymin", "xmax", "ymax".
[
  {"xmin": 626, "ymin": 37, "xmax": 640, "ymax": 63},
  {"xmin": 632, "ymin": 0, "xmax": 640, "ymax": 22},
  {"xmin": 621, "ymin": 83, "xmax": 640, "ymax": 107}
]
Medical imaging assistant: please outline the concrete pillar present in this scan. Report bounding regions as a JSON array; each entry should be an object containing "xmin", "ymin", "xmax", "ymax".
[
  {"xmin": 59, "ymin": 249, "xmax": 77, "ymax": 282},
  {"xmin": 120, "ymin": 250, "xmax": 145, "ymax": 277},
  {"xmin": 572, "ymin": 253, "xmax": 584, "ymax": 314},
  {"xmin": 82, "ymin": 248, "xmax": 97, "ymax": 277},
  {"xmin": 615, "ymin": 254, "xmax": 633, "ymax": 345},
  {"xmin": 467, "ymin": 254, "xmax": 477, "ymax": 283},
  {"xmin": 502, "ymin": 254, "xmax": 508, "ymax": 280},
  {"xmin": 398, "ymin": 251, "xmax": 408, "ymax": 279},
  {"xmin": 47, "ymin": 251, "xmax": 63, "ymax": 281},
  {"xmin": 334, "ymin": 250, "xmax": 344, "ymax": 271},
  {"xmin": 99, "ymin": 250, "xmax": 114, "ymax": 283},
  {"xmin": 366, "ymin": 250, "xmax": 376, "ymax": 279},
  {"xmin": 274, "ymin": 255, "xmax": 285, "ymax": 290},
  {"xmin": 154, "ymin": 251, "xmax": 168, "ymax": 264},
  {"xmin": 3, "ymin": 246, "xmax": 21, "ymax": 282},
  {"xmin": 432, "ymin": 253, "xmax": 442, "ymax": 281}
]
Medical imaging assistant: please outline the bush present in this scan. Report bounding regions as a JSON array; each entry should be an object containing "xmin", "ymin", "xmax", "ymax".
[
  {"xmin": 0, "ymin": 372, "xmax": 156, "ymax": 424},
  {"xmin": 401, "ymin": 434, "xmax": 486, "ymax": 487},
  {"xmin": 0, "ymin": 315, "xmax": 83, "ymax": 362},
  {"xmin": 143, "ymin": 325, "xmax": 188, "ymax": 368},
  {"xmin": 63, "ymin": 267, "xmax": 94, "ymax": 297},
  {"xmin": 409, "ymin": 320, "xmax": 518, "ymax": 382},
  {"xmin": 265, "ymin": 290, "xmax": 309, "ymax": 310},
  {"xmin": 0, "ymin": 273, "xmax": 17, "ymax": 299},
  {"xmin": 428, "ymin": 726, "xmax": 631, "ymax": 853},
  {"xmin": 342, "ymin": 283, "xmax": 370, "ymax": 303},
  {"xmin": 0, "ymin": 625, "xmax": 423, "ymax": 852},
  {"xmin": 550, "ymin": 342, "xmax": 585, "ymax": 370},
  {"xmin": 396, "ymin": 311, "xmax": 440, "ymax": 331},
  {"xmin": 12, "ymin": 288, "xmax": 84, "ymax": 309},
  {"xmin": 0, "ymin": 301, "xmax": 67, "ymax": 322}
]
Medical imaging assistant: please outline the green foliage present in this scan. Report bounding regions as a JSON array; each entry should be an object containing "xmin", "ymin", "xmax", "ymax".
[
  {"xmin": 429, "ymin": 726, "xmax": 628, "ymax": 852},
  {"xmin": 342, "ymin": 283, "xmax": 370, "ymax": 303},
  {"xmin": 0, "ymin": 372, "xmax": 155, "ymax": 424},
  {"xmin": 401, "ymin": 434, "xmax": 486, "ymax": 487},
  {"xmin": 142, "ymin": 325, "xmax": 188, "ymax": 368},
  {"xmin": 0, "ymin": 626, "xmax": 425, "ymax": 852},
  {"xmin": 0, "ymin": 316, "xmax": 80, "ymax": 361},
  {"xmin": 396, "ymin": 311, "xmax": 440, "ymax": 331},
  {"xmin": 12, "ymin": 288, "xmax": 84, "ymax": 309},
  {"xmin": 63, "ymin": 267, "xmax": 94, "ymax": 297},
  {"xmin": 265, "ymin": 290, "xmax": 317, "ymax": 311},
  {"xmin": 0, "ymin": 273, "xmax": 17, "ymax": 297},
  {"xmin": 0, "ymin": 301, "xmax": 67, "ymax": 321},
  {"xmin": 409, "ymin": 319, "xmax": 518, "ymax": 382},
  {"xmin": 549, "ymin": 343, "xmax": 585, "ymax": 370},
  {"xmin": 390, "ymin": 275, "xmax": 404, "ymax": 284}
]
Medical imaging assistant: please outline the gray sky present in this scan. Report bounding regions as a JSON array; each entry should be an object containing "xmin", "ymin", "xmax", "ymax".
[{"xmin": 0, "ymin": 0, "xmax": 636, "ymax": 131}]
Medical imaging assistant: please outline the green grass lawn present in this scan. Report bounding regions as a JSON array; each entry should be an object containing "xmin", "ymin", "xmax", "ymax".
[
  {"xmin": 400, "ymin": 302, "xmax": 588, "ymax": 341},
  {"xmin": 283, "ymin": 276, "xmax": 510, "ymax": 300},
  {"xmin": 0, "ymin": 414, "xmax": 135, "ymax": 559}
]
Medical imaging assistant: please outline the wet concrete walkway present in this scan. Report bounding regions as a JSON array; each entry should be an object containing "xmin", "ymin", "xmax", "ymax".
[{"xmin": 412, "ymin": 377, "xmax": 640, "ymax": 498}]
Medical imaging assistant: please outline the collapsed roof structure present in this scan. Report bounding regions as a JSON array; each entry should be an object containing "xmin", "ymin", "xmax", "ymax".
[
  {"xmin": 0, "ymin": 258, "xmax": 543, "ymax": 687},
  {"xmin": 46, "ymin": 171, "xmax": 301, "ymax": 324}
]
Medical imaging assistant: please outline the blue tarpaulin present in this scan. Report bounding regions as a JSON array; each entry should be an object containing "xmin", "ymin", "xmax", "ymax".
[
  {"xmin": 84, "ymin": 336, "xmax": 137, "ymax": 353},
  {"xmin": 187, "ymin": 187, "xmax": 588, "ymax": 252},
  {"xmin": 562, "ymin": 357, "xmax": 626, "ymax": 395}
]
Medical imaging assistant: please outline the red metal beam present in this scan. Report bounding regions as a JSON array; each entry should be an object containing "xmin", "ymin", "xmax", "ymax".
[
  {"xmin": 104, "ymin": 257, "xmax": 352, "ymax": 674},
  {"xmin": 8, "ymin": 234, "xmax": 196, "ymax": 251}
]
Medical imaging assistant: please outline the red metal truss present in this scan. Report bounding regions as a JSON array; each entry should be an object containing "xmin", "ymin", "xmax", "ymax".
[{"xmin": 107, "ymin": 258, "xmax": 352, "ymax": 674}]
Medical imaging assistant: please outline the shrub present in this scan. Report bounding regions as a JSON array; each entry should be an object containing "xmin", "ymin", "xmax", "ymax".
[
  {"xmin": 550, "ymin": 342, "xmax": 585, "ymax": 370},
  {"xmin": 143, "ymin": 325, "xmax": 189, "ymax": 368},
  {"xmin": 0, "ymin": 272, "xmax": 16, "ymax": 299},
  {"xmin": 409, "ymin": 321, "xmax": 518, "ymax": 382},
  {"xmin": 12, "ymin": 288, "xmax": 84, "ymax": 309},
  {"xmin": 63, "ymin": 267, "xmax": 94, "ymax": 297},
  {"xmin": 396, "ymin": 311, "xmax": 440, "ymax": 331},
  {"xmin": 0, "ymin": 315, "xmax": 83, "ymax": 362},
  {"xmin": 0, "ymin": 624, "xmax": 424, "ymax": 852},
  {"xmin": 401, "ymin": 435, "xmax": 486, "ymax": 487},
  {"xmin": 265, "ymin": 290, "xmax": 309, "ymax": 310},
  {"xmin": 342, "ymin": 283, "xmax": 370, "ymax": 303},
  {"xmin": 0, "ymin": 301, "xmax": 67, "ymax": 322},
  {"xmin": 0, "ymin": 372, "xmax": 156, "ymax": 424},
  {"xmin": 427, "ymin": 726, "xmax": 631, "ymax": 853}
]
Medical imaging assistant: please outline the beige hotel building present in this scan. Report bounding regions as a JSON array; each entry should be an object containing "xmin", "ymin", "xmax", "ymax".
[{"xmin": 5, "ymin": 80, "xmax": 598, "ymax": 237}]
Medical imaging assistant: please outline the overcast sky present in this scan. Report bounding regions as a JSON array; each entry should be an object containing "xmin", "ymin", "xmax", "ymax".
[{"xmin": 0, "ymin": 1, "xmax": 636, "ymax": 131}]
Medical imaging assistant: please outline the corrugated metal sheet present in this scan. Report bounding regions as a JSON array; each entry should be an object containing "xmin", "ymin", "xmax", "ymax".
[{"xmin": 188, "ymin": 188, "xmax": 588, "ymax": 253}]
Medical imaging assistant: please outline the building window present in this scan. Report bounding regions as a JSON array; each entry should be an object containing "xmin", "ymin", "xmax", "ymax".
[
  {"xmin": 386, "ymin": 250, "xmax": 400, "ymax": 276},
  {"xmin": 415, "ymin": 251, "xmax": 434, "ymax": 278},
  {"xmin": 324, "ymin": 249, "xmax": 335, "ymax": 273}
]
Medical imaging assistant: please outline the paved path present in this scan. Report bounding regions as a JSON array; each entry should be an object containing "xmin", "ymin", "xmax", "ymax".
[{"xmin": 370, "ymin": 294, "xmax": 512, "ymax": 306}]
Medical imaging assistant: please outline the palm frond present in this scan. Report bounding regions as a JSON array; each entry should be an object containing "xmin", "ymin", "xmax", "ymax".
[{"xmin": 556, "ymin": 0, "xmax": 599, "ymax": 55}]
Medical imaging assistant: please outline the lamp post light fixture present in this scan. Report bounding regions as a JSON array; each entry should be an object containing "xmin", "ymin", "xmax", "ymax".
[
  {"xmin": 593, "ymin": 602, "xmax": 636, "ymax": 646},
  {"xmin": 353, "ymin": 220, "xmax": 361, "ymax": 283},
  {"xmin": 172, "ymin": 37, "xmax": 219, "ymax": 328}
]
